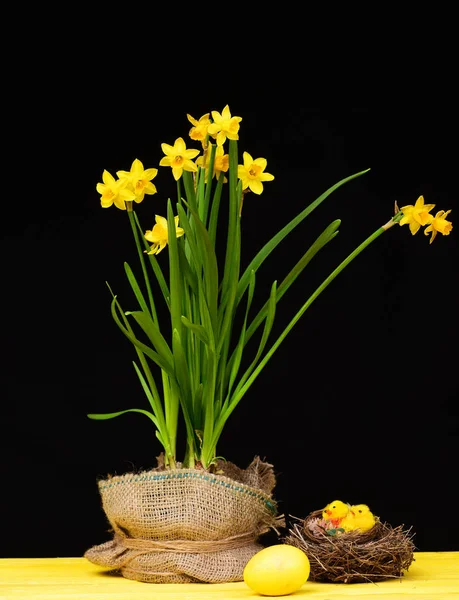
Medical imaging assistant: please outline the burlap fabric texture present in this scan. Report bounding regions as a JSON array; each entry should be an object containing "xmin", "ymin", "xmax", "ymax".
[{"xmin": 84, "ymin": 456, "xmax": 283, "ymax": 583}]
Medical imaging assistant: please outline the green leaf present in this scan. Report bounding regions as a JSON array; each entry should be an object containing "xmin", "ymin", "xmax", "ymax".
[
  {"xmin": 222, "ymin": 279, "xmax": 277, "ymax": 420},
  {"xmin": 124, "ymin": 262, "xmax": 150, "ymax": 316},
  {"xmin": 131, "ymin": 362, "xmax": 174, "ymax": 459},
  {"xmin": 224, "ymin": 140, "xmax": 240, "ymax": 268},
  {"xmin": 225, "ymin": 220, "xmax": 388, "ymax": 421},
  {"xmin": 176, "ymin": 205, "xmax": 199, "ymax": 263},
  {"xmin": 192, "ymin": 383, "xmax": 204, "ymax": 428},
  {"xmin": 125, "ymin": 310, "xmax": 173, "ymax": 365},
  {"xmin": 110, "ymin": 296, "xmax": 175, "ymax": 377},
  {"xmin": 226, "ymin": 270, "xmax": 256, "ymax": 396},
  {"xmin": 181, "ymin": 200, "xmax": 219, "ymax": 334},
  {"xmin": 105, "ymin": 284, "xmax": 167, "ymax": 432},
  {"xmin": 131, "ymin": 363, "xmax": 166, "ymax": 428},
  {"xmin": 219, "ymin": 140, "xmax": 241, "ymax": 327},
  {"xmin": 252, "ymin": 279, "xmax": 277, "ymax": 366},
  {"xmin": 171, "ymin": 328, "xmax": 197, "ymax": 452},
  {"xmin": 172, "ymin": 328, "xmax": 192, "ymax": 411},
  {"xmin": 87, "ymin": 408, "xmax": 159, "ymax": 428},
  {"xmin": 201, "ymin": 343, "xmax": 216, "ymax": 455},
  {"xmin": 178, "ymin": 243, "xmax": 198, "ymax": 293},
  {"xmin": 235, "ymin": 169, "xmax": 370, "ymax": 307},
  {"xmin": 155, "ymin": 429, "xmax": 165, "ymax": 447},
  {"xmin": 208, "ymin": 173, "xmax": 224, "ymax": 249},
  {"xmin": 181, "ymin": 315, "xmax": 210, "ymax": 346},
  {"xmin": 216, "ymin": 205, "xmax": 241, "ymax": 355},
  {"xmin": 227, "ymin": 220, "xmax": 340, "ymax": 374}
]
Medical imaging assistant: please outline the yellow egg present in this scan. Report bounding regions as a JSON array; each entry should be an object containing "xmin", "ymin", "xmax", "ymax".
[{"xmin": 243, "ymin": 544, "xmax": 310, "ymax": 596}]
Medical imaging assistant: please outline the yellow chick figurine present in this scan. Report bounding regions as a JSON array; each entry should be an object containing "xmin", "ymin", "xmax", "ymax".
[
  {"xmin": 341, "ymin": 504, "xmax": 376, "ymax": 533},
  {"xmin": 322, "ymin": 500, "xmax": 350, "ymax": 527}
]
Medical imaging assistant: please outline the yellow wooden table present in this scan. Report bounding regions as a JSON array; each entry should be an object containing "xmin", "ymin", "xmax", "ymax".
[{"xmin": 1, "ymin": 552, "xmax": 458, "ymax": 599}]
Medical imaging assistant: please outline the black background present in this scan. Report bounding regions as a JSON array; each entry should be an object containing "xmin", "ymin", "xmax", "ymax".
[{"xmin": 2, "ymin": 33, "xmax": 458, "ymax": 560}]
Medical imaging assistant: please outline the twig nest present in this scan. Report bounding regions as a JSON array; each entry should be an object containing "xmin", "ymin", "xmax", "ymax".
[{"xmin": 284, "ymin": 510, "xmax": 415, "ymax": 583}]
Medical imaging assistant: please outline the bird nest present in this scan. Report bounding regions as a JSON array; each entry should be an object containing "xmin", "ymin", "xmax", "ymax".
[{"xmin": 284, "ymin": 510, "xmax": 416, "ymax": 584}]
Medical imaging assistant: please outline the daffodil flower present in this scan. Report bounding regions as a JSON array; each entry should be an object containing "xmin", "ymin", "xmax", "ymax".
[
  {"xmin": 207, "ymin": 105, "xmax": 242, "ymax": 146},
  {"xmin": 144, "ymin": 215, "xmax": 185, "ymax": 255},
  {"xmin": 399, "ymin": 195, "xmax": 435, "ymax": 235},
  {"xmin": 116, "ymin": 159, "xmax": 158, "ymax": 203},
  {"xmin": 187, "ymin": 113, "xmax": 211, "ymax": 147},
  {"xmin": 96, "ymin": 170, "xmax": 136, "ymax": 210},
  {"xmin": 237, "ymin": 152, "xmax": 274, "ymax": 195},
  {"xmin": 196, "ymin": 143, "xmax": 229, "ymax": 183},
  {"xmin": 424, "ymin": 209, "xmax": 453, "ymax": 243},
  {"xmin": 159, "ymin": 137, "xmax": 200, "ymax": 181}
]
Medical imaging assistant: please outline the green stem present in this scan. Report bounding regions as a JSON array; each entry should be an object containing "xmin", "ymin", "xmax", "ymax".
[
  {"xmin": 133, "ymin": 212, "xmax": 170, "ymax": 311},
  {"xmin": 220, "ymin": 140, "xmax": 239, "ymax": 300},
  {"xmin": 127, "ymin": 209, "xmax": 157, "ymax": 321},
  {"xmin": 202, "ymin": 144, "xmax": 217, "ymax": 227}
]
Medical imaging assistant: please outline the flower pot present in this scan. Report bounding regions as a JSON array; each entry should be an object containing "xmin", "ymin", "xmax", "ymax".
[{"xmin": 85, "ymin": 456, "xmax": 283, "ymax": 583}]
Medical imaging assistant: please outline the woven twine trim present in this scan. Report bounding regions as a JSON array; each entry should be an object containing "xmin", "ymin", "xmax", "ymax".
[
  {"xmin": 111, "ymin": 524, "xmax": 284, "ymax": 569},
  {"xmin": 116, "ymin": 531, "xmax": 256, "ymax": 552}
]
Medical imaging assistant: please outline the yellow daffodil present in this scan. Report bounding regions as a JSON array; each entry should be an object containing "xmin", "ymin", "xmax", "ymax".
[
  {"xmin": 144, "ymin": 215, "xmax": 185, "ymax": 255},
  {"xmin": 424, "ymin": 209, "xmax": 453, "ymax": 243},
  {"xmin": 399, "ymin": 195, "xmax": 435, "ymax": 235},
  {"xmin": 237, "ymin": 152, "xmax": 274, "ymax": 195},
  {"xmin": 116, "ymin": 159, "xmax": 158, "ymax": 203},
  {"xmin": 159, "ymin": 137, "xmax": 200, "ymax": 181},
  {"xmin": 196, "ymin": 143, "xmax": 229, "ymax": 183},
  {"xmin": 187, "ymin": 113, "xmax": 211, "ymax": 147},
  {"xmin": 207, "ymin": 105, "xmax": 242, "ymax": 146},
  {"xmin": 96, "ymin": 170, "xmax": 136, "ymax": 210}
]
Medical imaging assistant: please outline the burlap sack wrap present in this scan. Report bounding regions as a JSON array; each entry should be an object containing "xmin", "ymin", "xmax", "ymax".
[{"xmin": 85, "ymin": 457, "xmax": 283, "ymax": 583}]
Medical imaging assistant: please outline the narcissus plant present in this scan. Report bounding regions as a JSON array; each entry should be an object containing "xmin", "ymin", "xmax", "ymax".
[{"xmin": 90, "ymin": 105, "xmax": 452, "ymax": 469}]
